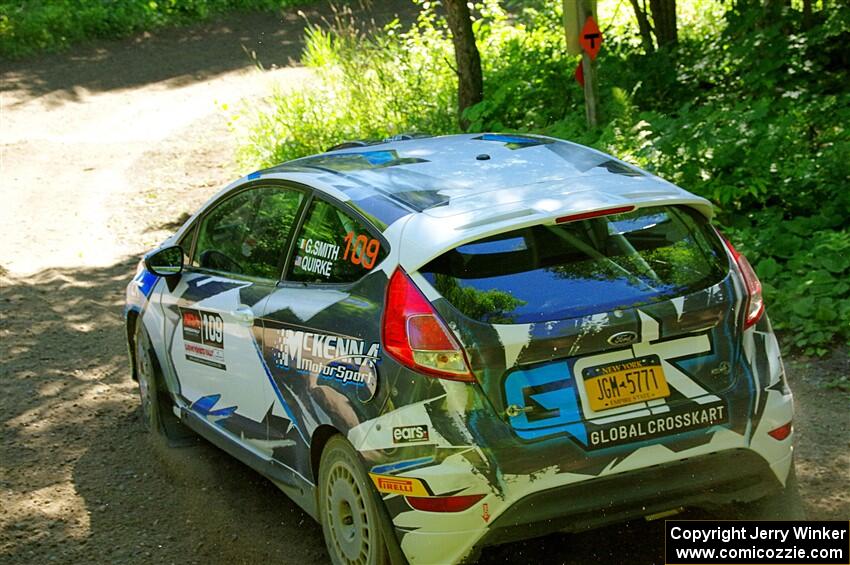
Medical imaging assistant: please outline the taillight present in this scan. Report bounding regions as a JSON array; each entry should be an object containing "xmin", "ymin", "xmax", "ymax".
[
  {"xmin": 768, "ymin": 421, "xmax": 792, "ymax": 441},
  {"xmin": 718, "ymin": 232, "xmax": 765, "ymax": 329},
  {"xmin": 382, "ymin": 268, "xmax": 474, "ymax": 381}
]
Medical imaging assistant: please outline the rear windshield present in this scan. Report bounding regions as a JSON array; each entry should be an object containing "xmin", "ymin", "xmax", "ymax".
[{"xmin": 420, "ymin": 206, "xmax": 729, "ymax": 324}]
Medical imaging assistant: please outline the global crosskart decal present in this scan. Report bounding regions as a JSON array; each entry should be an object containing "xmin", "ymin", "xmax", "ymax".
[
  {"xmin": 588, "ymin": 404, "xmax": 727, "ymax": 449},
  {"xmin": 503, "ymin": 310, "xmax": 728, "ymax": 449},
  {"xmin": 180, "ymin": 307, "xmax": 226, "ymax": 370}
]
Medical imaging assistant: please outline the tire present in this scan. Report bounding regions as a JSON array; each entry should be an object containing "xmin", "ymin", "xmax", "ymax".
[
  {"xmin": 134, "ymin": 320, "xmax": 193, "ymax": 444},
  {"xmin": 731, "ymin": 463, "xmax": 806, "ymax": 520},
  {"xmin": 318, "ymin": 436, "xmax": 392, "ymax": 565}
]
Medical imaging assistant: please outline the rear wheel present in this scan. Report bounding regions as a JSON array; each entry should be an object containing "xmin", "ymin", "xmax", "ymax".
[{"xmin": 318, "ymin": 436, "xmax": 391, "ymax": 565}]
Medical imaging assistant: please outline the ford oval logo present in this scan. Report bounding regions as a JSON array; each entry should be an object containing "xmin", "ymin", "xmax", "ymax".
[{"xmin": 607, "ymin": 331, "xmax": 638, "ymax": 346}]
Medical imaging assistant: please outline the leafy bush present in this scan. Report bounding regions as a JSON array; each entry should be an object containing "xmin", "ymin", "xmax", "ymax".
[
  {"xmin": 235, "ymin": 8, "xmax": 458, "ymax": 166},
  {"xmin": 238, "ymin": 0, "xmax": 850, "ymax": 354},
  {"xmin": 724, "ymin": 213, "xmax": 850, "ymax": 356},
  {"xmin": 0, "ymin": 0, "xmax": 310, "ymax": 58}
]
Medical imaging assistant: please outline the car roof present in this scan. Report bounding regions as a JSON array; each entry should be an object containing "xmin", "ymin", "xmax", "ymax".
[
  {"xmin": 201, "ymin": 133, "xmax": 714, "ymax": 272},
  {"xmin": 258, "ymin": 133, "xmax": 711, "ymax": 223}
]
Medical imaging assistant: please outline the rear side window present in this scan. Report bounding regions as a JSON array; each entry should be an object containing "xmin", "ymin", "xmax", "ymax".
[
  {"xmin": 420, "ymin": 206, "xmax": 728, "ymax": 324},
  {"xmin": 287, "ymin": 199, "xmax": 387, "ymax": 284}
]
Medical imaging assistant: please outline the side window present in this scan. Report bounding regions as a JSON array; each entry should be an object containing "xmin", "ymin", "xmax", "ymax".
[
  {"xmin": 288, "ymin": 199, "xmax": 386, "ymax": 284},
  {"xmin": 193, "ymin": 186, "xmax": 304, "ymax": 279}
]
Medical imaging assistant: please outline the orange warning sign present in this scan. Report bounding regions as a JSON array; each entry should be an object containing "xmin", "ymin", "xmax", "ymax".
[{"xmin": 579, "ymin": 17, "xmax": 603, "ymax": 60}]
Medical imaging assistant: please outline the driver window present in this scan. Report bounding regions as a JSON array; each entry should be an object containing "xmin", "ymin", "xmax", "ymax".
[{"xmin": 192, "ymin": 186, "xmax": 304, "ymax": 279}]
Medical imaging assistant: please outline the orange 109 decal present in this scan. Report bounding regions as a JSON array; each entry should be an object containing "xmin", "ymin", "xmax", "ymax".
[{"xmin": 343, "ymin": 232, "xmax": 380, "ymax": 270}]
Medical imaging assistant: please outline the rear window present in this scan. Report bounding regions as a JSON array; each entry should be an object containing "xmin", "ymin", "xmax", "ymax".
[{"xmin": 420, "ymin": 206, "xmax": 729, "ymax": 324}]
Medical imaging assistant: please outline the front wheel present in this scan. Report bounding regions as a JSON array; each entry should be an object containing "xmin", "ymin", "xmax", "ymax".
[
  {"xmin": 135, "ymin": 321, "xmax": 166, "ymax": 435},
  {"xmin": 318, "ymin": 436, "xmax": 392, "ymax": 565},
  {"xmin": 134, "ymin": 321, "xmax": 192, "ymax": 444}
]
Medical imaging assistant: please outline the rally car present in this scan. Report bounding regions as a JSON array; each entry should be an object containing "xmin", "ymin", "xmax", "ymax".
[{"xmin": 125, "ymin": 133, "xmax": 798, "ymax": 564}]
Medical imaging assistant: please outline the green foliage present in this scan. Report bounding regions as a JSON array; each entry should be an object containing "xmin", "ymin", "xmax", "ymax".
[
  {"xmin": 238, "ymin": 0, "xmax": 850, "ymax": 354},
  {"xmin": 433, "ymin": 274, "xmax": 527, "ymax": 324},
  {"xmin": 0, "ymin": 0, "xmax": 310, "ymax": 58},
  {"xmin": 724, "ymin": 213, "xmax": 850, "ymax": 356},
  {"xmin": 235, "ymin": 9, "xmax": 458, "ymax": 166}
]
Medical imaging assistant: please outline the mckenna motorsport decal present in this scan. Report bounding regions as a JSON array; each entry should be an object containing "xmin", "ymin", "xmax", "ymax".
[
  {"xmin": 180, "ymin": 307, "xmax": 226, "ymax": 370},
  {"xmin": 272, "ymin": 328, "xmax": 380, "ymax": 401},
  {"xmin": 369, "ymin": 473, "xmax": 431, "ymax": 497},
  {"xmin": 503, "ymin": 311, "xmax": 728, "ymax": 449},
  {"xmin": 393, "ymin": 425, "xmax": 430, "ymax": 444}
]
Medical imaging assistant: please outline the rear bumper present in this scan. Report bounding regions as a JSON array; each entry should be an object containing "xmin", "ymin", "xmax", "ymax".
[
  {"xmin": 394, "ymin": 446, "xmax": 789, "ymax": 564},
  {"xmin": 474, "ymin": 448, "xmax": 781, "ymax": 550}
]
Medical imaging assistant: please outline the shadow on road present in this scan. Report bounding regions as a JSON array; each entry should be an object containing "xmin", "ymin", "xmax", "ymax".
[
  {"xmin": 0, "ymin": 261, "xmax": 326, "ymax": 563},
  {"xmin": 0, "ymin": 0, "xmax": 418, "ymax": 108}
]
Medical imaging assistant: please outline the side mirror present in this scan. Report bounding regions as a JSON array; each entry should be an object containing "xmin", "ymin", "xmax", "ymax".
[{"xmin": 144, "ymin": 245, "xmax": 184, "ymax": 277}]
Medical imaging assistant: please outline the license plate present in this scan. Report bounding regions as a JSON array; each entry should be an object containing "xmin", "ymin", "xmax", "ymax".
[{"xmin": 583, "ymin": 355, "xmax": 670, "ymax": 412}]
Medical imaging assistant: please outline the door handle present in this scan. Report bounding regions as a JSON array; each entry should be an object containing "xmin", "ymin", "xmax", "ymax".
[{"xmin": 230, "ymin": 306, "xmax": 255, "ymax": 327}]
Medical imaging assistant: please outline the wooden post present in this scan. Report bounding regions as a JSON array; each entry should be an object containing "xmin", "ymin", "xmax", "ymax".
[{"xmin": 578, "ymin": 0, "xmax": 599, "ymax": 129}]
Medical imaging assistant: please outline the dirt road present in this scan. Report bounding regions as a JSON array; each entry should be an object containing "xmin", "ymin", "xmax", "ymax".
[{"xmin": 1, "ymin": 3, "xmax": 848, "ymax": 564}]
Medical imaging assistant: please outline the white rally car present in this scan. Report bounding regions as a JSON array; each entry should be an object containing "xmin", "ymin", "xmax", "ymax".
[{"xmin": 126, "ymin": 133, "xmax": 799, "ymax": 564}]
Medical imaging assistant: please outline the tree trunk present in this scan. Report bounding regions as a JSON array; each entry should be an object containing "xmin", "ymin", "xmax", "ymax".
[
  {"xmin": 649, "ymin": 0, "xmax": 678, "ymax": 47},
  {"xmin": 444, "ymin": 0, "xmax": 484, "ymax": 130},
  {"xmin": 802, "ymin": 0, "xmax": 813, "ymax": 29},
  {"xmin": 627, "ymin": 0, "xmax": 656, "ymax": 54}
]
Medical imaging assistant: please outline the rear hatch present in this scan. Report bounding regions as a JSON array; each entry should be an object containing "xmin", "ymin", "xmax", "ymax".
[{"xmin": 418, "ymin": 204, "xmax": 741, "ymax": 455}]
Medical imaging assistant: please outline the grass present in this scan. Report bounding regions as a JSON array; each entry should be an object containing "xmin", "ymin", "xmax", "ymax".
[{"xmin": 0, "ymin": 0, "xmax": 313, "ymax": 59}]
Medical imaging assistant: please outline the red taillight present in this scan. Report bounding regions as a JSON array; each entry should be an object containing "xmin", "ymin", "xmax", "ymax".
[
  {"xmin": 768, "ymin": 421, "xmax": 792, "ymax": 441},
  {"xmin": 382, "ymin": 268, "xmax": 474, "ymax": 381},
  {"xmin": 719, "ymin": 233, "xmax": 765, "ymax": 329},
  {"xmin": 555, "ymin": 205, "xmax": 635, "ymax": 224},
  {"xmin": 405, "ymin": 494, "xmax": 485, "ymax": 512}
]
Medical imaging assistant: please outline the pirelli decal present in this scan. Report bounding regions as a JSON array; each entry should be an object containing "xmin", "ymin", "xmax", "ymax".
[{"xmin": 369, "ymin": 473, "xmax": 431, "ymax": 497}]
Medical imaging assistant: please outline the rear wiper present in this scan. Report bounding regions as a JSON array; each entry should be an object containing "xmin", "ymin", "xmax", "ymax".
[{"xmin": 549, "ymin": 227, "xmax": 658, "ymax": 292}]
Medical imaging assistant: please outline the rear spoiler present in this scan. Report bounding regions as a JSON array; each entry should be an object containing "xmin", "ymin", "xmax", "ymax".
[{"xmin": 397, "ymin": 195, "xmax": 713, "ymax": 273}]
